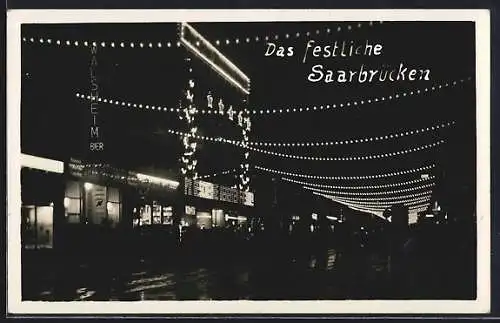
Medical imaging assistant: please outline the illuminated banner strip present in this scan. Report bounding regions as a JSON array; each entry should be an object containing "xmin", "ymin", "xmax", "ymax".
[
  {"xmin": 303, "ymin": 182, "xmax": 435, "ymax": 196},
  {"xmin": 74, "ymin": 77, "xmax": 470, "ymax": 116},
  {"xmin": 180, "ymin": 22, "xmax": 251, "ymax": 95},
  {"xmin": 21, "ymin": 153, "xmax": 64, "ymax": 174},
  {"xmin": 282, "ymin": 175, "xmax": 435, "ymax": 190},
  {"xmin": 255, "ymin": 164, "xmax": 435, "ymax": 180}
]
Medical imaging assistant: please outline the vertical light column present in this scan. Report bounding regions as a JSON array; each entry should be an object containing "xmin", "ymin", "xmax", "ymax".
[{"xmin": 179, "ymin": 56, "xmax": 198, "ymax": 180}]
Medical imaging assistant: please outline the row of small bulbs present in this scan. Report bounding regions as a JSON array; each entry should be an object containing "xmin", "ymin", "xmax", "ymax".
[
  {"xmin": 247, "ymin": 140, "xmax": 445, "ymax": 161},
  {"xmin": 254, "ymin": 164, "xmax": 435, "ymax": 180},
  {"xmin": 281, "ymin": 175, "xmax": 434, "ymax": 190},
  {"xmin": 211, "ymin": 21, "xmax": 382, "ymax": 47},
  {"xmin": 249, "ymin": 121, "xmax": 455, "ymax": 147},
  {"xmin": 303, "ymin": 182, "xmax": 435, "ymax": 196},
  {"xmin": 75, "ymin": 77, "xmax": 470, "ymax": 116},
  {"xmin": 23, "ymin": 37, "xmax": 181, "ymax": 49},
  {"xmin": 21, "ymin": 22, "xmax": 380, "ymax": 50},
  {"xmin": 240, "ymin": 79, "xmax": 469, "ymax": 115}
]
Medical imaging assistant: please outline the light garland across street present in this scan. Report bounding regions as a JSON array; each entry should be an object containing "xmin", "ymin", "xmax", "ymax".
[
  {"xmin": 74, "ymin": 77, "xmax": 471, "ymax": 116},
  {"xmin": 249, "ymin": 121, "xmax": 455, "ymax": 147},
  {"xmin": 166, "ymin": 129, "xmax": 445, "ymax": 161},
  {"xmin": 281, "ymin": 175, "xmax": 435, "ymax": 189},
  {"xmin": 303, "ymin": 182, "xmax": 435, "ymax": 196},
  {"xmin": 255, "ymin": 164, "xmax": 435, "ymax": 180},
  {"xmin": 247, "ymin": 140, "xmax": 445, "ymax": 161}
]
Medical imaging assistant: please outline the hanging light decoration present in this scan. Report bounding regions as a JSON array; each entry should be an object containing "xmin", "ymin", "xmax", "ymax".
[
  {"xmin": 179, "ymin": 55, "xmax": 198, "ymax": 180},
  {"xmin": 74, "ymin": 77, "xmax": 471, "ymax": 116}
]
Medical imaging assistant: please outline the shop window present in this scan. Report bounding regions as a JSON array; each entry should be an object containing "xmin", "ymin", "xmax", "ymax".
[
  {"xmin": 21, "ymin": 205, "xmax": 53, "ymax": 249},
  {"xmin": 107, "ymin": 187, "xmax": 121, "ymax": 227},
  {"xmin": 65, "ymin": 181, "xmax": 82, "ymax": 224},
  {"xmin": 140, "ymin": 205, "xmax": 152, "ymax": 226},
  {"xmin": 152, "ymin": 202, "xmax": 162, "ymax": 224},
  {"xmin": 162, "ymin": 206, "xmax": 173, "ymax": 225},
  {"xmin": 84, "ymin": 183, "xmax": 107, "ymax": 225}
]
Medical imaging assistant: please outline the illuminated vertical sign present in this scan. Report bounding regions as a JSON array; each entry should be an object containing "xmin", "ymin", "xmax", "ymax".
[{"xmin": 89, "ymin": 44, "xmax": 104, "ymax": 153}]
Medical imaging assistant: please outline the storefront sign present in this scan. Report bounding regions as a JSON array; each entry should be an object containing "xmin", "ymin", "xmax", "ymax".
[
  {"xmin": 185, "ymin": 178, "xmax": 254, "ymax": 207},
  {"xmin": 195, "ymin": 180, "xmax": 217, "ymax": 200}
]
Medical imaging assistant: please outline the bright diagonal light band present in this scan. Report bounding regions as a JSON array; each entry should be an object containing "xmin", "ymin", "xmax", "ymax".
[
  {"xmin": 180, "ymin": 23, "xmax": 250, "ymax": 95},
  {"xmin": 255, "ymin": 164, "xmax": 435, "ymax": 180},
  {"xmin": 303, "ymin": 182, "xmax": 435, "ymax": 196},
  {"xmin": 282, "ymin": 175, "xmax": 434, "ymax": 189},
  {"xmin": 21, "ymin": 153, "xmax": 64, "ymax": 174}
]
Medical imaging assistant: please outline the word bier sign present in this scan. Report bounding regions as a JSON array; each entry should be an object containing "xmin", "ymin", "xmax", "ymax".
[
  {"xmin": 184, "ymin": 178, "xmax": 254, "ymax": 207},
  {"xmin": 89, "ymin": 43, "xmax": 104, "ymax": 152}
]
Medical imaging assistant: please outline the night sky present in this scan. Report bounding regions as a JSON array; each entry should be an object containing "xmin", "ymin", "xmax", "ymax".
[{"xmin": 20, "ymin": 21, "xmax": 476, "ymax": 212}]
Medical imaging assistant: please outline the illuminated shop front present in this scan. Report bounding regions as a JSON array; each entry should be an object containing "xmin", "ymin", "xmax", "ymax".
[
  {"xmin": 67, "ymin": 158, "xmax": 180, "ymax": 230},
  {"xmin": 182, "ymin": 178, "xmax": 254, "ymax": 231}
]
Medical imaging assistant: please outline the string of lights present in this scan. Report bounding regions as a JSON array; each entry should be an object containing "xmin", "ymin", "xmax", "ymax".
[
  {"xmin": 249, "ymin": 121, "xmax": 455, "ymax": 147},
  {"xmin": 243, "ymin": 78, "xmax": 470, "ymax": 115},
  {"xmin": 179, "ymin": 57, "xmax": 199, "ymax": 179},
  {"xmin": 198, "ymin": 169, "xmax": 237, "ymax": 180},
  {"xmin": 74, "ymin": 77, "xmax": 471, "ymax": 116},
  {"xmin": 255, "ymin": 164, "xmax": 435, "ymax": 180},
  {"xmin": 166, "ymin": 128, "xmax": 445, "ymax": 161},
  {"xmin": 21, "ymin": 22, "xmax": 381, "ymax": 50},
  {"xmin": 281, "ymin": 175, "xmax": 435, "ymax": 190},
  {"xmin": 22, "ymin": 37, "xmax": 181, "ymax": 49},
  {"xmin": 303, "ymin": 182, "xmax": 435, "ymax": 196},
  {"xmin": 211, "ymin": 21, "xmax": 383, "ymax": 47},
  {"xmin": 247, "ymin": 140, "xmax": 445, "ymax": 161}
]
